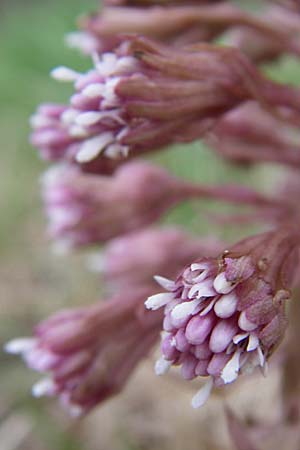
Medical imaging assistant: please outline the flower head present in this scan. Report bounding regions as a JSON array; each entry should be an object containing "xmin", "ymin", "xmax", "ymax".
[
  {"xmin": 41, "ymin": 161, "xmax": 185, "ymax": 248},
  {"xmin": 145, "ymin": 228, "xmax": 298, "ymax": 408},
  {"xmin": 31, "ymin": 36, "xmax": 300, "ymax": 164},
  {"xmin": 5, "ymin": 287, "xmax": 162, "ymax": 416}
]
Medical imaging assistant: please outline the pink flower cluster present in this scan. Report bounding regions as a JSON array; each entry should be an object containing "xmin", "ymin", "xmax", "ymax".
[
  {"xmin": 6, "ymin": 0, "xmax": 300, "ymax": 421},
  {"xmin": 146, "ymin": 229, "xmax": 297, "ymax": 406}
]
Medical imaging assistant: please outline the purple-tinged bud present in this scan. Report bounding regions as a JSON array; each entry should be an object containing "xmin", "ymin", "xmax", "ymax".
[
  {"xmin": 31, "ymin": 36, "xmax": 300, "ymax": 164},
  {"xmin": 145, "ymin": 227, "xmax": 300, "ymax": 408},
  {"xmin": 41, "ymin": 161, "xmax": 188, "ymax": 248},
  {"xmin": 5, "ymin": 287, "xmax": 163, "ymax": 416},
  {"xmin": 91, "ymin": 227, "xmax": 223, "ymax": 289}
]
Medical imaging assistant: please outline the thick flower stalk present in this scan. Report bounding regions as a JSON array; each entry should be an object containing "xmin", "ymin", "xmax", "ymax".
[
  {"xmin": 76, "ymin": 3, "xmax": 300, "ymax": 57},
  {"xmin": 31, "ymin": 36, "xmax": 300, "ymax": 164},
  {"xmin": 95, "ymin": 227, "xmax": 224, "ymax": 289},
  {"xmin": 207, "ymin": 101, "xmax": 300, "ymax": 169},
  {"xmin": 5, "ymin": 287, "xmax": 162, "ymax": 416},
  {"xmin": 145, "ymin": 227, "xmax": 299, "ymax": 408},
  {"xmin": 42, "ymin": 160, "xmax": 286, "ymax": 248}
]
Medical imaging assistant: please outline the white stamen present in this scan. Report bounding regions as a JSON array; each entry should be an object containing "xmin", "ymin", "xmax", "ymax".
[
  {"xmin": 247, "ymin": 334, "xmax": 259, "ymax": 351},
  {"xmin": 48, "ymin": 207, "xmax": 81, "ymax": 228},
  {"xmin": 191, "ymin": 377, "xmax": 213, "ymax": 409},
  {"xmin": 76, "ymin": 132, "xmax": 114, "ymax": 162},
  {"xmin": 69, "ymin": 124, "xmax": 89, "ymax": 138},
  {"xmin": 233, "ymin": 333, "xmax": 249, "ymax": 345},
  {"xmin": 32, "ymin": 378, "xmax": 55, "ymax": 398},
  {"xmin": 188, "ymin": 279, "xmax": 215, "ymax": 299},
  {"xmin": 82, "ymin": 83, "xmax": 105, "ymax": 98},
  {"xmin": 61, "ymin": 108, "xmax": 79, "ymax": 125},
  {"xmin": 95, "ymin": 53, "xmax": 118, "ymax": 77},
  {"xmin": 238, "ymin": 311, "xmax": 257, "ymax": 331},
  {"xmin": 199, "ymin": 298, "xmax": 216, "ymax": 316},
  {"xmin": 154, "ymin": 275, "xmax": 175, "ymax": 291},
  {"xmin": 50, "ymin": 66, "xmax": 80, "ymax": 82},
  {"xmin": 40, "ymin": 164, "xmax": 68, "ymax": 187},
  {"xmin": 221, "ymin": 349, "xmax": 241, "ymax": 384},
  {"xmin": 171, "ymin": 298, "xmax": 201, "ymax": 320},
  {"xmin": 102, "ymin": 77, "xmax": 121, "ymax": 108},
  {"xmin": 145, "ymin": 293, "xmax": 173, "ymax": 310},
  {"xmin": 65, "ymin": 32, "xmax": 99, "ymax": 54},
  {"xmin": 115, "ymin": 56, "xmax": 137, "ymax": 73},
  {"xmin": 213, "ymin": 272, "xmax": 235, "ymax": 294},
  {"xmin": 105, "ymin": 143, "xmax": 128, "ymax": 159},
  {"xmin": 155, "ymin": 357, "xmax": 171, "ymax": 375},
  {"xmin": 30, "ymin": 114, "xmax": 54, "ymax": 129},
  {"xmin": 214, "ymin": 292, "xmax": 238, "ymax": 319},
  {"xmin": 257, "ymin": 346, "xmax": 265, "ymax": 367},
  {"xmin": 4, "ymin": 338, "xmax": 35, "ymax": 355}
]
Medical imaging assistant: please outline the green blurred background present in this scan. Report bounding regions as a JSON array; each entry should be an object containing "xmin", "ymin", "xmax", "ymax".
[{"xmin": 1, "ymin": 1, "xmax": 300, "ymax": 449}]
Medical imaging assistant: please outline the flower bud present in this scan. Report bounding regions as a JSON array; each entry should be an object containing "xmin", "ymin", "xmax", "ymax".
[
  {"xmin": 5, "ymin": 287, "xmax": 162, "ymax": 415},
  {"xmin": 31, "ymin": 36, "xmax": 300, "ymax": 164},
  {"xmin": 145, "ymin": 228, "xmax": 299, "ymax": 408},
  {"xmin": 41, "ymin": 161, "xmax": 186, "ymax": 248}
]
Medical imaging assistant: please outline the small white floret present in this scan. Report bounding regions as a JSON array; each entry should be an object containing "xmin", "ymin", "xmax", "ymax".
[
  {"xmin": 171, "ymin": 298, "xmax": 200, "ymax": 320},
  {"xmin": 191, "ymin": 377, "xmax": 213, "ymax": 409},
  {"xmin": 154, "ymin": 357, "xmax": 171, "ymax": 375},
  {"xmin": 32, "ymin": 378, "xmax": 55, "ymax": 398},
  {"xmin": 82, "ymin": 83, "xmax": 105, "ymax": 98},
  {"xmin": 50, "ymin": 66, "xmax": 80, "ymax": 82},
  {"xmin": 76, "ymin": 132, "xmax": 114, "ymax": 162},
  {"xmin": 145, "ymin": 293, "xmax": 173, "ymax": 310},
  {"xmin": 221, "ymin": 350, "xmax": 241, "ymax": 384},
  {"xmin": 153, "ymin": 275, "xmax": 175, "ymax": 291},
  {"xmin": 238, "ymin": 311, "xmax": 257, "ymax": 332},
  {"xmin": 4, "ymin": 338, "xmax": 35, "ymax": 355},
  {"xmin": 213, "ymin": 272, "xmax": 235, "ymax": 294},
  {"xmin": 214, "ymin": 292, "xmax": 238, "ymax": 319}
]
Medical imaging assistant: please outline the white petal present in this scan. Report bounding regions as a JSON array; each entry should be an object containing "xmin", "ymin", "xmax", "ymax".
[
  {"xmin": 213, "ymin": 272, "xmax": 235, "ymax": 294},
  {"xmin": 233, "ymin": 333, "xmax": 249, "ymax": 345},
  {"xmin": 82, "ymin": 83, "xmax": 105, "ymax": 98},
  {"xmin": 247, "ymin": 334, "xmax": 259, "ymax": 351},
  {"xmin": 191, "ymin": 377, "xmax": 213, "ymax": 409},
  {"xmin": 50, "ymin": 66, "xmax": 80, "ymax": 82},
  {"xmin": 76, "ymin": 132, "xmax": 114, "ymax": 162},
  {"xmin": 153, "ymin": 275, "xmax": 175, "ymax": 291},
  {"xmin": 32, "ymin": 378, "xmax": 55, "ymax": 398},
  {"xmin": 188, "ymin": 280, "xmax": 215, "ymax": 299},
  {"xmin": 65, "ymin": 32, "xmax": 99, "ymax": 54},
  {"xmin": 214, "ymin": 292, "xmax": 238, "ymax": 318},
  {"xmin": 75, "ymin": 111, "xmax": 106, "ymax": 127},
  {"xmin": 238, "ymin": 311, "xmax": 257, "ymax": 332},
  {"xmin": 171, "ymin": 298, "xmax": 200, "ymax": 320},
  {"xmin": 257, "ymin": 346, "xmax": 265, "ymax": 367},
  {"xmin": 155, "ymin": 357, "xmax": 171, "ymax": 375},
  {"xmin": 145, "ymin": 293, "xmax": 173, "ymax": 310},
  {"xmin": 61, "ymin": 108, "xmax": 79, "ymax": 125},
  {"xmin": 4, "ymin": 338, "xmax": 36, "ymax": 355},
  {"xmin": 30, "ymin": 114, "xmax": 54, "ymax": 128},
  {"xmin": 221, "ymin": 350, "xmax": 241, "ymax": 384},
  {"xmin": 104, "ymin": 143, "xmax": 127, "ymax": 159},
  {"xmin": 199, "ymin": 298, "xmax": 216, "ymax": 316}
]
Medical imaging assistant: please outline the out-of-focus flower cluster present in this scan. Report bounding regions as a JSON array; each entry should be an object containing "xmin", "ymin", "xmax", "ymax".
[{"xmin": 7, "ymin": 1, "xmax": 300, "ymax": 444}]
